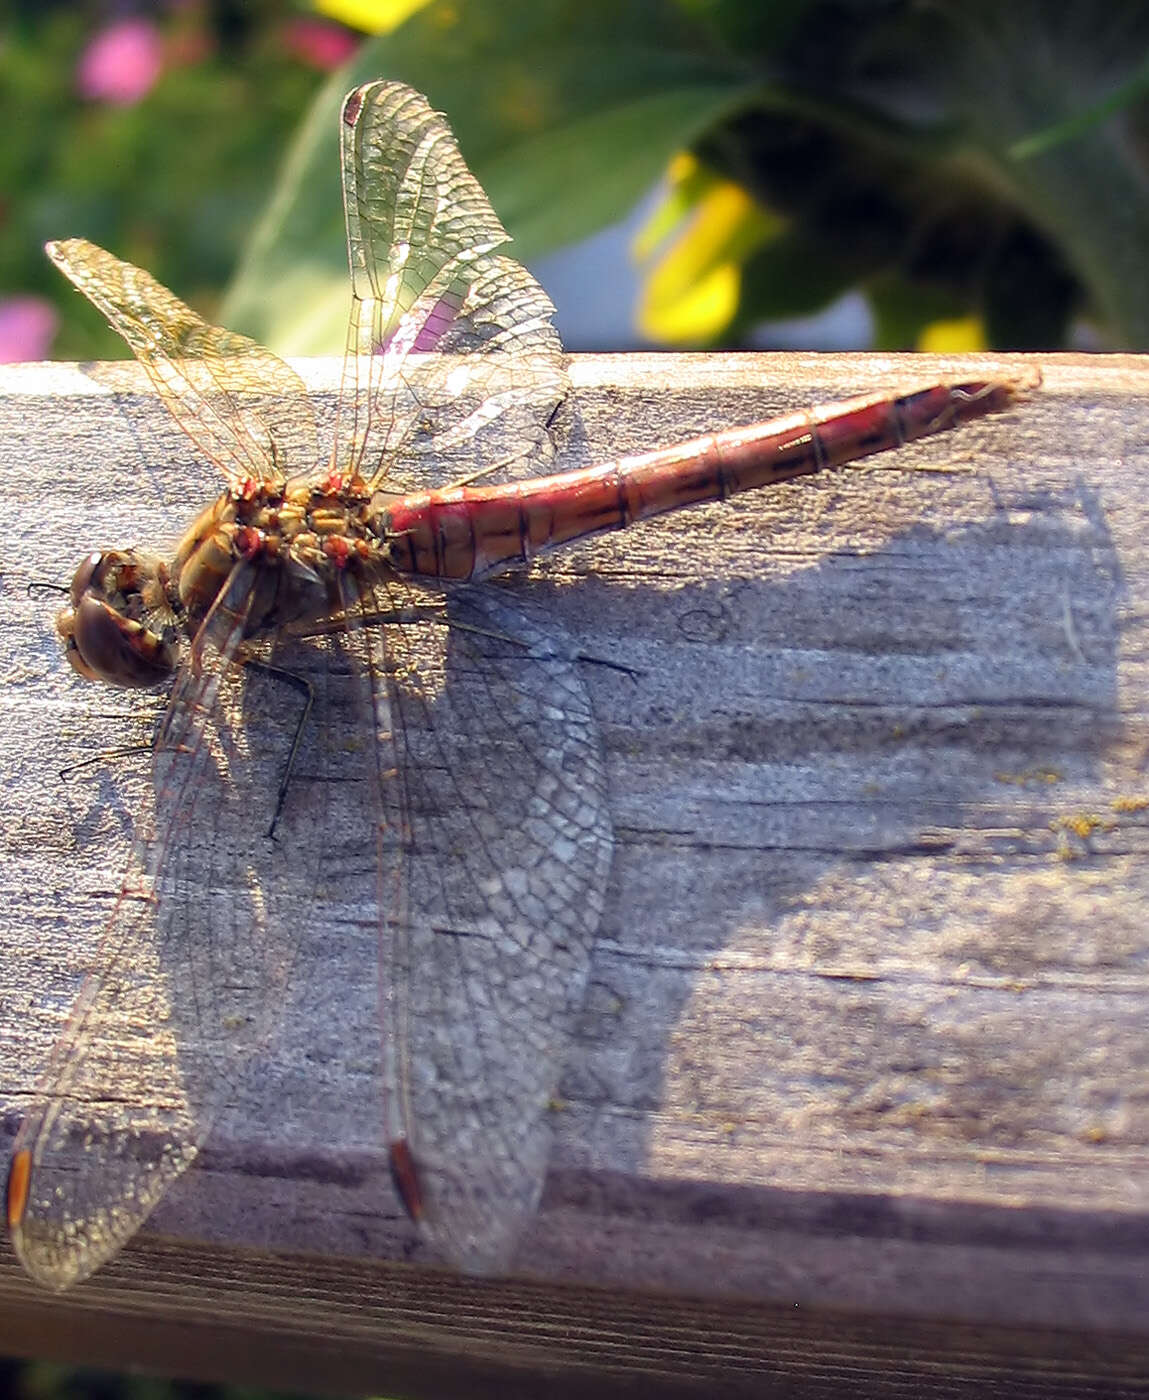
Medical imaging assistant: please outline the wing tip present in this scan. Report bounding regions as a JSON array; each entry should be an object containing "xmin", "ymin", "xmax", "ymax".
[
  {"xmin": 342, "ymin": 84, "xmax": 367, "ymax": 127},
  {"xmin": 389, "ymin": 1137, "xmax": 425, "ymax": 1222},
  {"xmin": 6, "ymin": 1147, "xmax": 30, "ymax": 1234},
  {"xmin": 343, "ymin": 79, "xmax": 427, "ymax": 131}
]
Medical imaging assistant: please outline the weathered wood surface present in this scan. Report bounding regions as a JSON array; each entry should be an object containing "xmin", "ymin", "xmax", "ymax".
[{"xmin": 1, "ymin": 351, "xmax": 1148, "ymax": 1396}]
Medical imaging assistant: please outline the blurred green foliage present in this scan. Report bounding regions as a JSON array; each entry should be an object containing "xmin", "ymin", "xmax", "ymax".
[
  {"xmin": 221, "ymin": 0, "xmax": 749, "ymax": 350},
  {"xmin": 227, "ymin": 0, "xmax": 1149, "ymax": 352},
  {"xmin": 1, "ymin": 2, "xmax": 327, "ymax": 358},
  {"xmin": 5, "ymin": 0, "xmax": 1149, "ymax": 357}
]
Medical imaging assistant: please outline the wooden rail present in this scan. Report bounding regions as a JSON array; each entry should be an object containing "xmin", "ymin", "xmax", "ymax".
[{"xmin": 0, "ymin": 352, "xmax": 1147, "ymax": 1397}]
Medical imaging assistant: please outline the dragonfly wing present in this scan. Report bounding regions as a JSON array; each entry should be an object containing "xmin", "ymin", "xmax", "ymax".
[
  {"xmin": 337, "ymin": 576, "xmax": 612, "ymax": 1271},
  {"xmin": 47, "ymin": 239, "xmax": 317, "ymax": 488},
  {"xmin": 334, "ymin": 81, "xmax": 570, "ymax": 493},
  {"xmin": 10, "ymin": 562, "xmax": 320, "ymax": 1289}
]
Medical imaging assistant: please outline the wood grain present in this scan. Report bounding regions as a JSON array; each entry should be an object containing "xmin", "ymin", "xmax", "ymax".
[{"xmin": 1, "ymin": 351, "xmax": 1147, "ymax": 1395}]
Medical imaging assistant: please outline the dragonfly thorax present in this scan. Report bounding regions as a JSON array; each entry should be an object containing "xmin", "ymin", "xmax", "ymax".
[{"xmin": 173, "ymin": 482, "xmax": 395, "ymax": 640}]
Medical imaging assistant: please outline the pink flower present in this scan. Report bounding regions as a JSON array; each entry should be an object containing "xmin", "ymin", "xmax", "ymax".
[
  {"xmin": 76, "ymin": 19, "xmax": 164, "ymax": 106},
  {"xmin": 0, "ymin": 298, "xmax": 59, "ymax": 364},
  {"xmin": 282, "ymin": 18, "xmax": 357, "ymax": 71}
]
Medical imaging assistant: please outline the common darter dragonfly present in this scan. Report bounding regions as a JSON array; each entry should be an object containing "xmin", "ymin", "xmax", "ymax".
[{"xmin": 8, "ymin": 80, "xmax": 1035, "ymax": 1290}]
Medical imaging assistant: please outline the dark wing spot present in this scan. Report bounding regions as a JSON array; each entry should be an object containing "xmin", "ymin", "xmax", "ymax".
[{"xmin": 342, "ymin": 87, "xmax": 365, "ymax": 127}]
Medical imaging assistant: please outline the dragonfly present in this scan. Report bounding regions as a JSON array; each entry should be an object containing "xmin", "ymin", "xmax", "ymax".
[{"xmin": 8, "ymin": 79, "xmax": 1035, "ymax": 1291}]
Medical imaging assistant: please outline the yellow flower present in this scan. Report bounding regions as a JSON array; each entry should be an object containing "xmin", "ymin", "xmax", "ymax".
[
  {"xmin": 635, "ymin": 154, "xmax": 778, "ymax": 344},
  {"xmin": 916, "ymin": 315, "xmax": 987, "ymax": 352},
  {"xmin": 314, "ymin": 0, "xmax": 435, "ymax": 35}
]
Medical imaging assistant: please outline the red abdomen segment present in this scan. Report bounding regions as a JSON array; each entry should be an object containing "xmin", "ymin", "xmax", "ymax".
[{"xmin": 385, "ymin": 377, "xmax": 1033, "ymax": 582}]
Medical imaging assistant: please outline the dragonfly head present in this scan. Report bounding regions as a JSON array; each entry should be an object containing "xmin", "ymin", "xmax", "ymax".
[{"xmin": 56, "ymin": 549, "xmax": 179, "ymax": 688}]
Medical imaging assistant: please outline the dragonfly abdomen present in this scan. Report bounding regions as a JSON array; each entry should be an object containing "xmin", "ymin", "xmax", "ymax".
[{"xmin": 384, "ymin": 377, "xmax": 1032, "ymax": 583}]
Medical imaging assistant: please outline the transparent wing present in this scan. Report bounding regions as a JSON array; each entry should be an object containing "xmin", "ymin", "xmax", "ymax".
[
  {"xmin": 332, "ymin": 81, "xmax": 570, "ymax": 493},
  {"xmin": 10, "ymin": 563, "xmax": 322, "ymax": 1289},
  {"xmin": 47, "ymin": 238, "xmax": 318, "ymax": 488},
  {"xmin": 335, "ymin": 575, "xmax": 612, "ymax": 1271}
]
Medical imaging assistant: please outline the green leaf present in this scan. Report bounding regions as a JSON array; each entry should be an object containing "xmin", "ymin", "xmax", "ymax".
[
  {"xmin": 478, "ymin": 87, "xmax": 746, "ymax": 259},
  {"xmin": 220, "ymin": 0, "xmax": 754, "ymax": 352}
]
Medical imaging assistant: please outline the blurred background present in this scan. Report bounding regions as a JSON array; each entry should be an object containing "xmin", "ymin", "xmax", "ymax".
[{"xmin": 4, "ymin": 0, "xmax": 1149, "ymax": 366}]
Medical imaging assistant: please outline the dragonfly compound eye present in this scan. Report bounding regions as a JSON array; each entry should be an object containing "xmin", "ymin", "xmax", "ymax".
[{"xmin": 56, "ymin": 551, "xmax": 177, "ymax": 688}]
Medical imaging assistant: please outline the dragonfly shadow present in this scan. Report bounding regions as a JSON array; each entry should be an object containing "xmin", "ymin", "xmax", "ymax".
[
  {"xmin": 148, "ymin": 585, "xmax": 614, "ymax": 1274},
  {"xmin": 526, "ymin": 476, "xmax": 1137, "ymax": 1275},
  {"xmin": 137, "ymin": 474, "xmax": 1138, "ymax": 1282}
]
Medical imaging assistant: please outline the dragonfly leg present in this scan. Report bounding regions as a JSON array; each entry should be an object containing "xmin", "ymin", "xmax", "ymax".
[
  {"xmin": 434, "ymin": 389, "xmax": 572, "ymax": 491},
  {"xmin": 242, "ymin": 657, "xmax": 314, "ymax": 839},
  {"xmin": 287, "ymin": 602, "xmax": 437, "ymax": 640},
  {"xmin": 58, "ymin": 695, "xmax": 167, "ymax": 780},
  {"xmin": 446, "ymin": 615, "xmax": 643, "ymax": 681},
  {"xmin": 576, "ymin": 649, "xmax": 642, "ymax": 681},
  {"xmin": 290, "ymin": 601, "xmax": 636, "ymax": 685},
  {"xmin": 58, "ymin": 742, "xmax": 154, "ymax": 781}
]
